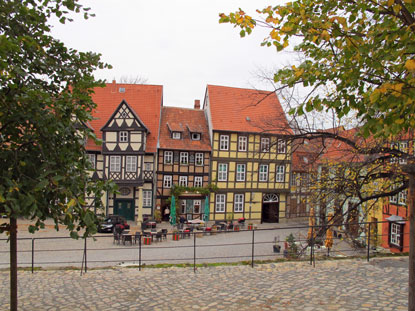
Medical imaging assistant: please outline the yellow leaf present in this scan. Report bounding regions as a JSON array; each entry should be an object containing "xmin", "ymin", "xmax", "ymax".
[
  {"xmin": 295, "ymin": 68, "xmax": 304, "ymax": 78},
  {"xmin": 395, "ymin": 118, "xmax": 404, "ymax": 124},
  {"xmin": 405, "ymin": 59, "xmax": 415, "ymax": 72},
  {"xmin": 67, "ymin": 198, "xmax": 77, "ymax": 208},
  {"xmin": 388, "ymin": 0, "xmax": 394, "ymax": 6},
  {"xmin": 321, "ymin": 30, "xmax": 330, "ymax": 41}
]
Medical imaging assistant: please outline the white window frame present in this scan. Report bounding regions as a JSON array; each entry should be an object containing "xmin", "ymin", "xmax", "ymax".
[
  {"xmin": 399, "ymin": 142, "xmax": 408, "ymax": 164},
  {"xmin": 398, "ymin": 190, "xmax": 407, "ymax": 205},
  {"xmin": 238, "ymin": 136, "xmax": 247, "ymax": 151},
  {"xmin": 259, "ymin": 164, "xmax": 268, "ymax": 182},
  {"xmin": 220, "ymin": 135, "xmax": 229, "ymax": 150},
  {"xmin": 291, "ymin": 172, "xmax": 297, "ymax": 186},
  {"xmin": 390, "ymin": 193, "xmax": 398, "ymax": 204},
  {"xmin": 180, "ymin": 152, "xmax": 189, "ymax": 165},
  {"xmin": 126, "ymin": 156, "xmax": 137, "ymax": 172},
  {"xmin": 234, "ymin": 194, "xmax": 244, "ymax": 212},
  {"xmin": 179, "ymin": 176, "xmax": 188, "ymax": 187},
  {"xmin": 143, "ymin": 190, "xmax": 152, "ymax": 207},
  {"xmin": 87, "ymin": 153, "xmax": 96, "ymax": 169},
  {"xmin": 172, "ymin": 132, "xmax": 181, "ymax": 139},
  {"xmin": 191, "ymin": 133, "xmax": 201, "ymax": 141},
  {"xmin": 163, "ymin": 175, "xmax": 172, "ymax": 188},
  {"xmin": 194, "ymin": 200, "xmax": 201, "ymax": 214},
  {"xmin": 218, "ymin": 163, "xmax": 228, "ymax": 181},
  {"xmin": 276, "ymin": 165, "xmax": 285, "ymax": 182},
  {"xmin": 261, "ymin": 137, "xmax": 270, "ymax": 152},
  {"xmin": 215, "ymin": 194, "xmax": 226, "ymax": 212},
  {"xmin": 164, "ymin": 151, "xmax": 173, "ymax": 164},
  {"xmin": 195, "ymin": 153, "xmax": 204, "ymax": 166},
  {"xmin": 390, "ymin": 223, "xmax": 401, "ymax": 246},
  {"xmin": 194, "ymin": 176, "xmax": 203, "ymax": 187},
  {"xmin": 236, "ymin": 164, "xmax": 246, "ymax": 182},
  {"xmin": 110, "ymin": 156, "xmax": 121, "ymax": 172},
  {"xmin": 278, "ymin": 140, "xmax": 286, "ymax": 154},
  {"xmin": 119, "ymin": 131, "xmax": 128, "ymax": 142}
]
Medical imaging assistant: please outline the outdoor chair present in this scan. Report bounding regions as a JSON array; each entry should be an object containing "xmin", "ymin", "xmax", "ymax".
[
  {"xmin": 123, "ymin": 234, "xmax": 132, "ymax": 245},
  {"xmin": 155, "ymin": 231, "xmax": 163, "ymax": 242},
  {"xmin": 113, "ymin": 232, "xmax": 121, "ymax": 245},
  {"xmin": 161, "ymin": 229, "xmax": 168, "ymax": 240},
  {"xmin": 134, "ymin": 232, "xmax": 141, "ymax": 244}
]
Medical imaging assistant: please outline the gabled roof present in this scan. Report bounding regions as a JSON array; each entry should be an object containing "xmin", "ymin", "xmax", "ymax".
[
  {"xmin": 85, "ymin": 81, "xmax": 163, "ymax": 153},
  {"xmin": 159, "ymin": 107, "xmax": 211, "ymax": 151},
  {"xmin": 204, "ymin": 85, "xmax": 292, "ymax": 135},
  {"xmin": 100, "ymin": 99, "xmax": 149, "ymax": 132}
]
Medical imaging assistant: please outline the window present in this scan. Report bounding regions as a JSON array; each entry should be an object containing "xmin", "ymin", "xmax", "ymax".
[
  {"xmin": 126, "ymin": 156, "xmax": 137, "ymax": 172},
  {"xmin": 390, "ymin": 142, "xmax": 399, "ymax": 163},
  {"xmin": 194, "ymin": 176, "xmax": 203, "ymax": 187},
  {"xmin": 163, "ymin": 175, "xmax": 172, "ymax": 188},
  {"xmin": 143, "ymin": 190, "xmax": 152, "ymax": 207},
  {"xmin": 145, "ymin": 162, "xmax": 152, "ymax": 171},
  {"xmin": 390, "ymin": 193, "xmax": 398, "ymax": 204},
  {"xmin": 276, "ymin": 165, "xmax": 285, "ymax": 182},
  {"xmin": 87, "ymin": 153, "xmax": 95, "ymax": 169},
  {"xmin": 180, "ymin": 152, "xmax": 189, "ymax": 165},
  {"xmin": 218, "ymin": 163, "xmax": 228, "ymax": 181},
  {"xmin": 180, "ymin": 200, "xmax": 186, "ymax": 214},
  {"xmin": 164, "ymin": 151, "xmax": 173, "ymax": 164},
  {"xmin": 215, "ymin": 194, "xmax": 226, "ymax": 212},
  {"xmin": 390, "ymin": 223, "xmax": 401, "ymax": 246},
  {"xmin": 398, "ymin": 190, "xmax": 407, "ymax": 205},
  {"xmin": 234, "ymin": 194, "xmax": 244, "ymax": 212},
  {"xmin": 261, "ymin": 137, "xmax": 270, "ymax": 152},
  {"xmin": 259, "ymin": 164, "xmax": 268, "ymax": 182},
  {"xmin": 399, "ymin": 142, "xmax": 408, "ymax": 164},
  {"xmin": 278, "ymin": 140, "xmax": 286, "ymax": 153},
  {"xmin": 178, "ymin": 176, "xmax": 188, "ymax": 187},
  {"xmin": 291, "ymin": 173, "xmax": 297, "ymax": 186},
  {"xmin": 236, "ymin": 164, "xmax": 246, "ymax": 181},
  {"xmin": 220, "ymin": 135, "xmax": 229, "ymax": 150},
  {"xmin": 172, "ymin": 132, "xmax": 181, "ymax": 139},
  {"xmin": 191, "ymin": 133, "xmax": 201, "ymax": 140},
  {"xmin": 238, "ymin": 136, "xmax": 247, "ymax": 151},
  {"xmin": 110, "ymin": 156, "xmax": 121, "ymax": 172},
  {"xmin": 195, "ymin": 153, "xmax": 204, "ymax": 166},
  {"xmin": 119, "ymin": 131, "xmax": 128, "ymax": 142}
]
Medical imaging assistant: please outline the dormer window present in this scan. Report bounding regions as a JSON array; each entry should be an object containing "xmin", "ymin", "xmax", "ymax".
[
  {"xmin": 191, "ymin": 133, "xmax": 201, "ymax": 141},
  {"xmin": 119, "ymin": 131, "xmax": 128, "ymax": 142},
  {"xmin": 172, "ymin": 132, "xmax": 181, "ymax": 140}
]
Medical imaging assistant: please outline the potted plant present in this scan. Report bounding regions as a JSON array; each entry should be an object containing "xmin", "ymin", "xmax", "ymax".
[
  {"xmin": 285, "ymin": 233, "xmax": 299, "ymax": 258},
  {"xmin": 273, "ymin": 236, "xmax": 281, "ymax": 253},
  {"xmin": 247, "ymin": 223, "xmax": 254, "ymax": 230},
  {"xmin": 154, "ymin": 210, "xmax": 161, "ymax": 223},
  {"xmin": 172, "ymin": 229, "xmax": 180, "ymax": 241}
]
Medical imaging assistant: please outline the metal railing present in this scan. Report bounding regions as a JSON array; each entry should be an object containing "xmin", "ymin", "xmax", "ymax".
[{"xmin": 0, "ymin": 220, "xmax": 407, "ymax": 274}]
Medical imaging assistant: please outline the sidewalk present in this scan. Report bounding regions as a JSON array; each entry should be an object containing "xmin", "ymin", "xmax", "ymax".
[{"xmin": 0, "ymin": 257, "xmax": 408, "ymax": 311}]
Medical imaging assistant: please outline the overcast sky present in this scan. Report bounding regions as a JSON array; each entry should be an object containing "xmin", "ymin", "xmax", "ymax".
[{"xmin": 51, "ymin": 0, "xmax": 291, "ymax": 108}]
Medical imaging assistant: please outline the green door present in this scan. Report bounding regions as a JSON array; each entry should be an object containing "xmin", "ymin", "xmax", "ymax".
[{"xmin": 114, "ymin": 199, "xmax": 135, "ymax": 221}]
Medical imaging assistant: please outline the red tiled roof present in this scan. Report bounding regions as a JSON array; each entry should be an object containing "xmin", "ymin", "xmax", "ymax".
[
  {"xmin": 85, "ymin": 81, "xmax": 163, "ymax": 153},
  {"xmin": 205, "ymin": 85, "xmax": 292, "ymax": 135},
  {"xmin": 159, "ymin": 107, "xmax": 211, "ymax": 151}
]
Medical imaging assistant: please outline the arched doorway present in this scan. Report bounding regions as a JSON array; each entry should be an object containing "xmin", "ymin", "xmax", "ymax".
[{"xmin": 262, "ymin": 193, "xmax": 279, "ymax": 223}]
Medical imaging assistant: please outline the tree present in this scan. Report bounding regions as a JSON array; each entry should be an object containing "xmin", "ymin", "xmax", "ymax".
[
  {"xmin": 220, "ymin": 1, "xmax": 415, "ymax": 308},
  {"xmin": 0, "ymin": 1, "xmax": 115, "ymax": 310},
  {"xmin": 219, "ymin": 0, "xmax": 415, "ymax": 138}
]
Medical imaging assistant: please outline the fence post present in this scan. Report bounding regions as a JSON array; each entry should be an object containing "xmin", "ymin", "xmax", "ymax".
[
  {"xmin": 193, "ymin": 232, "xmax": 196, "ymax": 273},
  {"xmin": 139, "ymin": 233, "xmax": 142, "ymax": 271},
  {"xmin": 310, "ymin": 225, "xmax": 314, "ymax": 266},
  {"xmin": 367, "ymin": 222, "xmax": 371, "ymax": 262},
  {"xmin": 31, "ymin": 238, "xmax": 34, "ymax": 274},
  {"xmin": 251, "ymin": 229, "xmax": 255, "ymax": 268}
]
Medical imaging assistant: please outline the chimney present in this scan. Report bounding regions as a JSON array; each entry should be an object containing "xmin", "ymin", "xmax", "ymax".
[
  {"xmin": 111, "ymin": 79, "xmax": 116, "ymax": 93},
  {"xmin": 194, "ymin": 99, "xmax": 200, "ymax": 109}
]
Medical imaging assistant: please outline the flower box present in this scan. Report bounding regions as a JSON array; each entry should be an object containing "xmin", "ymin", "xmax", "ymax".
[
  {"xmin": 143, "ymin": 237, "xmax": 152, "ymax": 245},
  {"xmin": 172, "ymin": 232, "xmax": 180, "ymax": 241}
]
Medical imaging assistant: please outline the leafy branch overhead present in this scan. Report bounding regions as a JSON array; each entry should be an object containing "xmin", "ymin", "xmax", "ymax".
[{"xmin": 220, "ymin": 0, "xmax": 415, "ymax": 138}]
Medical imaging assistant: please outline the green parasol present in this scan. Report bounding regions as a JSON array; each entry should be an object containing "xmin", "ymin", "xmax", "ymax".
[
  {"xmin": 203, "ymin": 197, "xmax": 209, "ymax": 222},
  {"xmin": 169, "ymin": 195, "xmax": 176, "ymax": 226}
]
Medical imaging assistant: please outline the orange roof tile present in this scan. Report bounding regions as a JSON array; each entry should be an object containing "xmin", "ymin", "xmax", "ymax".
[
  {"xmin": 205, "ymin": 85, "xmax": 292, "ymax": 135},
  {"xmin": 159, "ymin": 107, "xmax": 211, "ymax": 151},
  {"xmin": 85, "ymin": 81, "xmax": 163, "ymax": 153}
]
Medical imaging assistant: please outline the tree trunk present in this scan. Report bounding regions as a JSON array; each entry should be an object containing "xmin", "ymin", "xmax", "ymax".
[
  {"xmin": 403, "ymin": 165, "xmax": 415, "ymax": 311},
  {"xmin": 10, "ymin": 216, "xmax": 17, "ymax": 311}
]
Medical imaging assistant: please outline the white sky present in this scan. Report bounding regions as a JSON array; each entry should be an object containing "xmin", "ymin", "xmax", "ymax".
[{"xmin": 51, "ymin": 0, "xmax": 291, "ymax": 108}]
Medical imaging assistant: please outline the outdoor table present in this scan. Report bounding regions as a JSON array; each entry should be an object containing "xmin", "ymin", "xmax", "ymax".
[{"xmin": 122, "ymin": 233, "xmax": 133, "ymax": 245}]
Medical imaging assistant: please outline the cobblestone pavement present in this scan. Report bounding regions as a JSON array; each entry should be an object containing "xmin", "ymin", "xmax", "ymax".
[{"xmin": 0, "ymin": 257, "xmax": 408, "ymax": 311}]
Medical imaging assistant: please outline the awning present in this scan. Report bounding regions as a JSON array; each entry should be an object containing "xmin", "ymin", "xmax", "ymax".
[{"xmin": 386, "ymin": 215, "xmax": 406, "ymax": 224}]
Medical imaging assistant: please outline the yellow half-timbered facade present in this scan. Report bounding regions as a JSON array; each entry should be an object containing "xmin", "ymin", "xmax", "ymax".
[{"xmin": 204, "ymin": 85, "xmax": 292, "ymax": 223}]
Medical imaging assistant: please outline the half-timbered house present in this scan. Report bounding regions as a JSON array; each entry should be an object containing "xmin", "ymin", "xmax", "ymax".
[
  {"xmin": 203, "ymin": 85, "xmax": 292, "ymax": 223},
  {"xmin": 85, "ymin": 81, "xmax": 163, "ymax": 222},
  {"xmin": 156, "ymin": 101, "xmax": 211, "ymax": 221}
]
